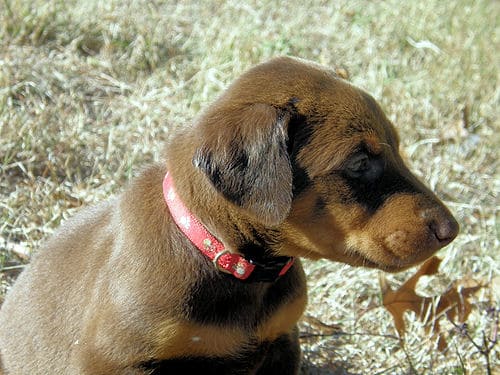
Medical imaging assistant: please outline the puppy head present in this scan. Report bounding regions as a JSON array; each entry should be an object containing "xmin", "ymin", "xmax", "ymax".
[
  {"xmin": 192, "ymin": 57, "xmax": 458, "ymax": 271},
  {"xmin": 191, "ymin": 57, "xmax": 339, "ymax": 225}
]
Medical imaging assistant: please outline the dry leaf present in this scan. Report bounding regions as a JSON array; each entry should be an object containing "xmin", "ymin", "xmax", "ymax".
[{"xmin": 381, "ymin": 256, "xmax": 483, "ymax": 351}]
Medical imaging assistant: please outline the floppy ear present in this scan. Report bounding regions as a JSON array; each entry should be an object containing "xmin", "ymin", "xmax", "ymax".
[{"xmin": 193, "ymin": 103, "xmax": 293, "ymax": 226}]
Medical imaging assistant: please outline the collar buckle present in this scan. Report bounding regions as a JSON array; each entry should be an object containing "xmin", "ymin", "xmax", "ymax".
[{"xmin": 212, "ymin": 250, "xmax": 232, "ymax": 274}]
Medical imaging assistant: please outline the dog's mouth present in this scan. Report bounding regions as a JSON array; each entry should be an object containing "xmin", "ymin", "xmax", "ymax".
[
  {"xmin": 353, "ymin": 254, "xmax": 397, "ymax": 272},
  {"xmin": 343, "ymin": 223, "xmax": 455, "ymax": 273},
  {"xmin": 346, "ymin": 247, "xmax": 428, "ymax": 273}
]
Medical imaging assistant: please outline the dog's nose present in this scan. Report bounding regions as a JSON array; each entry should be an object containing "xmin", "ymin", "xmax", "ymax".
[{"xmin": 425, "ymin": 210, "xmax": 459, "ymax": 245}]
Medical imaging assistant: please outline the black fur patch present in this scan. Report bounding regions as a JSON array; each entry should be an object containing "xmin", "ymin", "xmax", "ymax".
[
  {"xmin": 314, "ymin": 196, "xmax": 327, "ymax": 214},
  {"xmin": 184, "ymin": 257, "xmax": 303, "ymax": 328},
  {"xmin": 343, "ymin": 166, "xmax": 420, "ymax": 212},
  {"xmin": 193, "ymin": 144, "xmax": 249, "ymax": 206},
  {"xmin": 238, "ymin": 227, "xmax": 279, "ymax": 258},
  {"xmin": 287, "ymin": 114, "xmax": 320, "ymax": 197},
  {"xmin": 256, "ymin": 330, "xmax": 301, "ymax": 374},
  {"xmin": 291, "ymin": 163, "xmax": 310, "ymax": 197},
  {"xmin": 140, "ymin": 347, "xmax": 265, "ymax": 375},
  {"xmin": 139, "ymin": 333, "xmax": 300, "ymax": 374}
]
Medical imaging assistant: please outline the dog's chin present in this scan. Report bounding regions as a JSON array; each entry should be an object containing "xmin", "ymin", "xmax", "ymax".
[{"xmin": 344, "ymin": 249, "xmax": 430, "ymax": 273}]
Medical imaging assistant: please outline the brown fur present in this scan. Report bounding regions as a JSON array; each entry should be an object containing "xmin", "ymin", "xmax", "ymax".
[{"xmin": 0, "ymin": 57, "xmax": 458, "ymax": 374}]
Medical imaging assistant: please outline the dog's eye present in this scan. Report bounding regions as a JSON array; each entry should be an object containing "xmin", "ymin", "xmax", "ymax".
[
  {"xmin": 343, "ymin": 152, "xmax": 383, "ymax": 181},
  {"xmin": 346, "ymin": 153, "xmax": 370, "ymax": 173}
]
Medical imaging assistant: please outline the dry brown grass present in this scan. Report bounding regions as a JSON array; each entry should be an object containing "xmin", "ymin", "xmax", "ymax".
[{"xmin": 1, "ymin": 0, "xmax": 498, "ymax": 373}]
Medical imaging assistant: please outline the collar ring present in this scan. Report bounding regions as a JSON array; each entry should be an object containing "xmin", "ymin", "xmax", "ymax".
[{"xmin": 212, "ymin": 249, "xmax": 232, "ymax": 274}]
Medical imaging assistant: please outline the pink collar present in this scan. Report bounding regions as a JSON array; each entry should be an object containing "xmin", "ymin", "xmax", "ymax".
[{"xmin": 163, "ymin": 173, "xmax": 294, "ymax": 281}]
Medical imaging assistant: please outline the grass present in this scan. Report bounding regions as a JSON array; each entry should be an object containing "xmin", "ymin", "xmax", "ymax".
[{"xmin": 0, "ymin": 0, "xmax": 498, "ymax": 373}]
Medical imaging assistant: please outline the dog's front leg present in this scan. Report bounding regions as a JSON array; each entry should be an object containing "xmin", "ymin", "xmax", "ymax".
[
  {"xmin": 72, "ymin": 344, "xmax": 126, "ymax": 375},
  {"xmin": 73, "ymin": 345, "xmax": 151, "ymax": 375},
  {"xmin": 256, "ymin": 327, "xmax": 301, "ymax": 375},
  {"xmin": 70, "ymin": 311, "xmax": 152, "ymax": 375}
]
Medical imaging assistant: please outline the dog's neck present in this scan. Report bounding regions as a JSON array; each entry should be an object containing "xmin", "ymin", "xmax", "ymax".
[{"xmin": 163, "ymin": 172, "xmax": 294, "ymax": 282}]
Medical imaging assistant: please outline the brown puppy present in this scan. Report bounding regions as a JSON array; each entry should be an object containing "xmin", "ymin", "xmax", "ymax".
[{"xmin": 0, "ymin": 57, "xmax": 458, "ymax": 374}]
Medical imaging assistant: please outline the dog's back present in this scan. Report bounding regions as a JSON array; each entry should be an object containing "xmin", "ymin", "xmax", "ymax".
[
  {"xmin": 0, "ymin": 164, "xmax": 182, "ymax": 374},
  {"xmin": 0, "ymin": 200, "xmax": 116, "ymax": 373}
]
